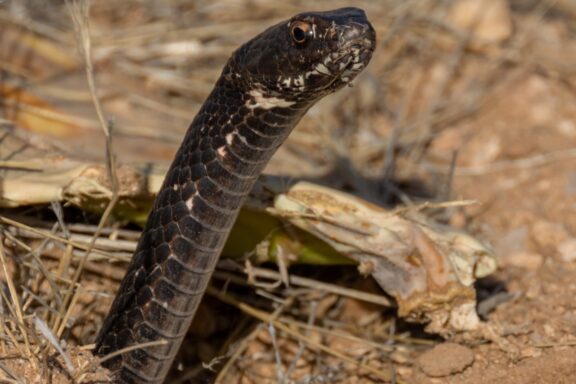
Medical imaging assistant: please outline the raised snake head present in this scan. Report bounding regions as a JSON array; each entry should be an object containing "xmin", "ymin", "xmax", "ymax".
[{"xmin": 225, "ymin": 7, "xmax": 376, "ymax": 105}]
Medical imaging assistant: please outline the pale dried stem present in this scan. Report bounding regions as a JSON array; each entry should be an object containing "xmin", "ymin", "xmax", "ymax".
[
  {"xmin": 207, "ymin": 286, "xmax": 397, "ymax": 383},
  {"xmin": 74, "ymin": 340, "xmax": 167, "ymax": 383},
  {"xmin": 0, "ymin": 236, "xmax": 37, "ymax": 371},
  {"xmin": 61, "ymin": 0, "xmax": 121, "ymax": 341},
  {"xmin": 213, "ymin": 300, "xmax": 292, "ymax": 384},
  {"xmin": 0, "ymin": 217, "xmax": 117, "ymax": 260},
  {"xmin": 213, "ymin": 266, "xmax": 393, "ymax": 308}
]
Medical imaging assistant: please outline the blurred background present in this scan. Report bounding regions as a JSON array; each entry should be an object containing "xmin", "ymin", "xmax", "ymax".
[{"xmin": 1, "ymin": 1, "xmax": 576, "ymax": 383}]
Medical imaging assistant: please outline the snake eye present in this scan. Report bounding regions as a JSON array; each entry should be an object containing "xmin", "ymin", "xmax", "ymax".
[{"xmin": 290, "ymin": 21, "xmax": 312, "ymax": 44}]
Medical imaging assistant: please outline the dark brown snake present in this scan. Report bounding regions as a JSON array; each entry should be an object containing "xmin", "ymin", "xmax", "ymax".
[{"xmin": 94, "ymin": 7, "xmax": 375, "ymax": 383}]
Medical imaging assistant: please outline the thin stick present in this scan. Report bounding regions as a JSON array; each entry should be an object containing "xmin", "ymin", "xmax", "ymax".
[
  {"xmin": 288, "ymin": 318, "xmax": 436, "ymax": 347},
  {"xmin": 0, "ymin": 360, "xmax": 26, "ymax": 384},
  {"xmin": 0, "ymin": 290, "xmax": 28, "ymax": 358},
  {"xmin": 207, "ymin": 286, "xmax": 395, "ymax": 383},
  {"xmin": 213, "ymin": 300, "xmax": 292, "ymax": 384},
  {"xmin": 65, "ymin": 0, "xmax": 120, "ymax": 289},
  {"xmin": 0, "ymin": 216, "xmax": 117, "ymax": 260},
  {"xmin": 75, "ymin": 340, "xmax": 168, "ymax": 383},
  {"xmin": 215, "ymin": 266, "xmax": 393, "ymax": 307},
  {"xmin": 283, "ymin": 300, "xmax": 318, "ymax": 381},
  {"xmin": 0, "ymin": 236, "xmax": 36, "ymax": 370}
]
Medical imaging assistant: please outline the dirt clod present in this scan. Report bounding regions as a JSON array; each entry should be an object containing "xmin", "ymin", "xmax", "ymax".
[{"xmin": 417, "ymin": 343, "xmax": 475, "ymax": 377}]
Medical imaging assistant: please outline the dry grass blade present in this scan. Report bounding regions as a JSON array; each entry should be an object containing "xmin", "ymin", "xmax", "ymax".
[
  {"xmin": 61, "ymin": 1, "xmax": 121, "ymax": 342},
  {"xmin": 0, "ymin": 360, "xmax": 25, "ymax": 384},
  {"xmin": 279, "ymin": 317, "xmax": 436, "ymax": 347},
  {"xmin": 73, "ymin": 340, "xmax": 168, "ymax": 382},
  {"xmin": 33, "ymin": 316, "xmax": 74, "ymax": 374},
  {"xmin": 213, "ymin": 300, "xmax": 292, "ymax": 384},
  {"xmin": 0, "ymin": 236, "xmax": 37, "ymax": 372},
  {"xmin": 206, "ymin": 286, "xmax": 396, "ymax": 383},
  {"xmin": 214, "ymin": 266, "xmax": 393, "ymax": 307},
  {"xmin": 283, "ymin": 300, "xmax": 318, "ymax": 381},
  {"xmin": 0, "ymin": 216, "xmax": 118, "ymax": 260}
]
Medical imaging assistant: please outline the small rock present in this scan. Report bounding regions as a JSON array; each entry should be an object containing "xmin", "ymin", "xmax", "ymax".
[{"xmin": 417, "ymin": 343, "xmax": 475, "ymax": 377}]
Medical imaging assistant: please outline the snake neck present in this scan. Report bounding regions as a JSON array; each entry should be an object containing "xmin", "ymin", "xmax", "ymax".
[
  {"xmin": 94, "ymin": 75, "xmax": 310, "ymax": 382},
  {"xmin": 181, "ymin": 74, "xmax": 309, "ymax": 175},
  {"xmin": 158, "ymin": 74, "xmax": 311, "ymax": 227},
  {"xmin": 95, "ymin": 6, "xmax": 376, "ymax": 381}
]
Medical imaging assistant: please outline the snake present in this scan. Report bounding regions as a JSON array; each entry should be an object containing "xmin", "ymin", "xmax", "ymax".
[{"xmin": 94, "ymin": 7, "xmax": 375, "ymax": 383}]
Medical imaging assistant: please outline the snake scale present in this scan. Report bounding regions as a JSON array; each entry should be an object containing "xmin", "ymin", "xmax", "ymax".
[{"xmin": 94, "ymin": 7, "xmax": 375, "ymax": 383}]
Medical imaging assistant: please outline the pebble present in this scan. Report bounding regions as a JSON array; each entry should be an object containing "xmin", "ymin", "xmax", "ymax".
[{"xmin": 417, "ymin": 343, "xmax": 475, "ymax": 377}]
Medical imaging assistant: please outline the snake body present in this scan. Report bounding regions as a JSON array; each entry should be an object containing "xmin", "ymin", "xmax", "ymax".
[{"xmin": 94, "ymin": 7, "xmax": 375, "ymax": 383}]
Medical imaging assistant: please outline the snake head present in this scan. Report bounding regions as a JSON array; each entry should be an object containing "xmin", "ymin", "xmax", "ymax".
[{"xmin": 227, "ymin": 7, "xmax": 376, "ymax": 105}]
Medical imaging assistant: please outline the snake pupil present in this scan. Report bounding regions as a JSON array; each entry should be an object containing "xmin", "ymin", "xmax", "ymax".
[
  {"xmin": 291, "ymin": 22, "xmax": 310, "ymax": 43},
  {"xmin": 293, "ymin": 27, "xmax": 306, "ymax": 42}
]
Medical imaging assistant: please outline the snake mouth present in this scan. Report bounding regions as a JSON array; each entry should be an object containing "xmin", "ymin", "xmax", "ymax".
[
  {"xmin": 309, "ymin": 53, "xmax": 370, "ymax": 93},
  {"xmin": 324, "ymin": 40, "xmax": 374, "ymax": 88},
  {"xmin": 331, "ymin": 22, "xmax": 376, "ymax": 84}
]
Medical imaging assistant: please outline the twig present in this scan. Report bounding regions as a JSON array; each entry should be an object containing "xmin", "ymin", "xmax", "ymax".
[
  {"xmin": 213, "ymin": 266, "xmax": 393, "ymax": 308},
  {"xmin": 206, "ymin": 286, "xmax": 395, "ymax": 383},
  {"xmin": 34, "ymin": 316, "xmax": 74, "ymax": 374},
  {"xmin": 0, "ymin": 234, "xmax": 37, "ymax": 371},
  {"xmin": 213, "ymin": 300, "xmax": 292, "ymax": 384},
  {"xmin": 534, "ymin": 340, "xmax": 576, "ymax": 348},
  {"xmin": 267, "ymin": 322, "xmax": 285, "ymax": 382},
  {"xmin": 0, "ymin": 216, "xmax": 118, "ymax": 260},
  {"xmin": 75, "ymin": 340, "xmax": 168, "ymax": 383},
  {"xmin": 63, "ymin": 1, "xmax": 122, "ymax": 339},
  {"xmin": 0, "ymin": 361, "xmax": 26, "ymax": 384},
  {"xmin": 283, "ymin": 300, "xmax": 318, "ymax": 382}
]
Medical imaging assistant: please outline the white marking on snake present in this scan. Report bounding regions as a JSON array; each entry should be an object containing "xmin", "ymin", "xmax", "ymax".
[
  {"xmin": 185, "ymin": 193, "xmax": 198, "ymax": 210},
  {"xmin": 216, "ymin": 146, "xmax": 228, "ymax": 158},
  {"xmin": 314, "ymin": 63, "xmax": 331, "ymax": 76},
  {"xmin": 293, "ymin": 75, "xmax": 304, "ymax": 87},
  {"xmin": 232, "ymin": 130, "xmax": 249, "ymax": 146},
  {"xmin": 246, "ymin": 89, "xmax": 295, "ymax": 109},
  {"xmin": 214, "ymin": 132, "xmax": 234, "ymax": 159},
  {"xmin": 225, "ymin": 132, "xmax": 234, "ymax": 145}
]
